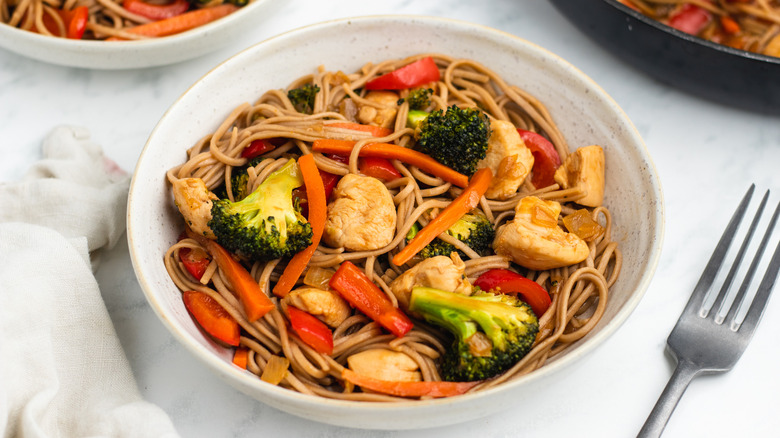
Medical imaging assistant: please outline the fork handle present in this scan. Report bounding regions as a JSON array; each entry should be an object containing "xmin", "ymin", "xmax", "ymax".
[{"xmin": 637, "ymin": 359, "xmax": 700, "ymax": 438}]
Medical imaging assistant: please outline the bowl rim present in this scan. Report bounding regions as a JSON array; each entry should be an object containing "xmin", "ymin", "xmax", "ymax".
[
  {"xmin": 127, "ymin": 13, "xmax": 665, "ymax": 417},
  {"xmin": 602, "ymin": 0, "xmax": 780, "ymax": 66}
]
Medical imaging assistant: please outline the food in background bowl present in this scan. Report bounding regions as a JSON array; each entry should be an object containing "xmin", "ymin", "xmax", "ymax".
[
  {"xmin": 618, "ymin": 0, "xmax": 780, "ymax": 57},
  {"xmin": 127, "ymin": 16, "xmax": 663, "ymax": 429},
  {"xmin": 164, "ymin": 54, "xmax": 622, "ymax": 399},
  {"xmin": 1, "ymin": 0, "xmax": 245, "ymax": 40},
  {"xmin": 0, "ymin": 0, "xmax": 274, "ymax": 68}
]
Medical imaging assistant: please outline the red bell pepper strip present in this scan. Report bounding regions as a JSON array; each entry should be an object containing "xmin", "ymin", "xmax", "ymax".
[
  {"xmin": 329, "ymin": 261, "xmax": 413, "ymax": 337},
  {"xmin": 342, "ymin": 369, "xmax": 479, "ymax": 398},
  {"xmin": 241, "ymin": 139, "xmax": 276, "ymax": 159},
  {"xmin": 365, "ymin": 57, "xmax": 441, "ymax": 90},
  {"xmin": 179, "ymin": 246, "xmax": 211, "ymax": 280},
  {"xmin": 60, "ymin": 6, "xmax": 88, "ymax": 39},
  {"xmin": 319, "ymin": 169, "xmax": 340, "ymax": 201},
  {"xmin": 123, "ymin": 0, "xmax": 189, "ymax": 21},
  {"xmin": 273, "ymin": 154, "xmax": 327, "ymax": 297},
  {"xmin": 327, "ymin": 153, "xmax": 349, "ymax": 165},
  {"xmin": 359, "ymin": 157, "xmax": 402, "ymax": 181},
  {"xmin": 241, "ymin": 138, "xmax": 285, "ymax": 160},
  {"xmin": 32, "ymin": 6, "xmax": 87, "ymax": 39},
  {"xmin": 668, "ymin": 4, "xmax": 712, "ymax": 35},
  {"xmin": 517, "ymin": 129, "xmax": 561, "ymax": 189},
  {"xmin": 473, "ymin": 269, "xmax": 552, "ymax": 317},
  {"xmin": 182, "ymin": 290, "xmax": 240, "ymax": 346},
  {"xmin": 287, "ymin": 307, "xmax": 334, "ymax": 355}
]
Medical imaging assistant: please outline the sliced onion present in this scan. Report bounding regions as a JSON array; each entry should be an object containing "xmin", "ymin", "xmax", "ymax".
[
  {"xmin": 303, "ymin": 266, "xmax": 336, "ymax": 289},
  {"xmin": 563, "ymin": 209, "xmax": 604, "ymax": 241},
  {"xmin": 260, "ymin": 355, "xmax": 290, "ymax": 385}
]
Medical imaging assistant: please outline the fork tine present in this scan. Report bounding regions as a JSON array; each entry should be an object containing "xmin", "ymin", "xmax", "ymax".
[
  {"xmin": 724, "ymin": 198, "xmax": 780, "ymax": 326},
  {"xmin": 681, "ymin": 185, "xmax": 755, "ymax": 314},
  {"xmin": 709, "ymin": 190, "xmax": 769, "ymax": 319},
  {"xmin": 735, "ymin": 203, "xmax": 780, "ymax": 334}
]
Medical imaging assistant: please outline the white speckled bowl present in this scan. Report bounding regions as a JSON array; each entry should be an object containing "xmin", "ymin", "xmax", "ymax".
[
  {"xmin": 127, "ymin": 15, "xmax": 664, "ymax": 429},
  {"xmin": 0, "ymin": 0, "xmax": 276, "ymax": 69}
]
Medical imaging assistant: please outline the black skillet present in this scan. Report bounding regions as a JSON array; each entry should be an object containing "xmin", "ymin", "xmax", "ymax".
[{"xmin": 549, "ymin": 0, "xmax": 780, "ymax": 115}]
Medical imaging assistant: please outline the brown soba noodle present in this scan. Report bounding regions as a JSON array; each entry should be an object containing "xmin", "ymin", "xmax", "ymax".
[
  {"xmin": 624, "ymin": 0, "xmax": 780, "ymax": 57},
  {"xmin": 164, "ymin": 54, "xmax": 622, "ymax": 401},
  {"xmin": 0, "ymin": 0, "xmax": 241, "ymax": 40}
]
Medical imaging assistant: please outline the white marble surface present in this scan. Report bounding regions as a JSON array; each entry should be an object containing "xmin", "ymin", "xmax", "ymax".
[{"xmin": 2, "ymin": 1, "xmax": 780, "ymax": 437}]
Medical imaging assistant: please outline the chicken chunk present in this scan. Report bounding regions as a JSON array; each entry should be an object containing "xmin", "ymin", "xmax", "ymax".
[
  {"xmin": 389, "ymin": 253, "xmax": 472, "ymax": 312},
  {"xmin": 357, "ymin": 91, "xmax": 399, "ymax": 129},
  {"xmin": 493, "ymin": 196, "xmax": 588, "ymax": 270},
  {"xmin": 172, "ymin": 178, "xmax": 217, "ymax": 238},
  {"xmin": 323, "ymin": 174, "xmax": 396, "ymax": 251},
  {"xmin": 476, "ymin": 119, "xmax": 535, "ymax": 200},
  {"xmin": 347, "ymin": 349, "xmax": 421, "ymax": 382},
  {"xmin": 280, "ymin": 286, "xmax": 351, "ymax": 328},
  {"xmin": 553, "ymin": 145, "xmax": 605, "ymax": 207}
]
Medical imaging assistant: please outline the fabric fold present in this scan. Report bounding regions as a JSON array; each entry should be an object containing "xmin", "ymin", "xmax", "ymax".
[{"xmin": 0, "ymin": 126, "xmax": 179, "ymax": 438}]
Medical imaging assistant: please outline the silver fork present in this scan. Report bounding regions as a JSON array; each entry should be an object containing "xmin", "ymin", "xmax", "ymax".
[{"xmin": 638, "ymin": 185, "xmax": 780, "ymax": 438}]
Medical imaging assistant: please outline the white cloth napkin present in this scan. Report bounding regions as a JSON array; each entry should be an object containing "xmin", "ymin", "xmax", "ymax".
[{"xmin": 0, "ymin": 126, "xmax": 179, "ymax": 438}]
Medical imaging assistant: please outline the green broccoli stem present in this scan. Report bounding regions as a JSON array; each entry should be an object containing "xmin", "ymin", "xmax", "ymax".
[
  {"xmin": 407, "ymin": 110, "xmax": 429, "ymax": 129},
  {"xmin": 410, "ymin": 287, "xmax": 512, "ymax": 350}
]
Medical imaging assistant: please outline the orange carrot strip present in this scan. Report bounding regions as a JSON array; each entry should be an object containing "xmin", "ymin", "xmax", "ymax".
[
  {"xmin": 720, "ymin": 15, "xmax": 741, "ymax": 35},
  {"xmin": 232, "ymin": 347, "xmax": 249, "ymax": 369},
  {"xmin": 273, "ymin": 154, "xmax": 327, "ymax": 297},
  {"xmin": 106, "ymin": 4, "xmax": 237, "ymax": 40},
  {"xmin": 342, "ymin": 369, "xmax": 479, "ymax": 398},
  {"xmin": 392, "ymin": 167, "xmax": 492, "ymax": 266},
  {"xmin": 311, "ymin": 139, "xmax": 469, "ymax": 188},
  {"xmin": 182, "ymin": 290, "xmax": 240, "ymax": 346},
  {"xmin": 203, "ymin": 239, "xmax": 274, "ymax": 322},
  {"xmin": 617, "ymin": 0, "xmax": 640, "ymax": 11},
  {"xmin": 327, "ymin": 122, "xmax": 393, "ymax": 138}
]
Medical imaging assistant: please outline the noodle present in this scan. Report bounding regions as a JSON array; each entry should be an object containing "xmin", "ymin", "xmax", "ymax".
[
  {"xmin": 623, "ymin": 0, "xmax": 780, "ymax": 57},
  {"xmin": 164, "ymin": 54, "xmax": 623, "ymax": 400},
  {"xmin": 1, "ymin": 0, "xmax": 246, "ymax": 40}
]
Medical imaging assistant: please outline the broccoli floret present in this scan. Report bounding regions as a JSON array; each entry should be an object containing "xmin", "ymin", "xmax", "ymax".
[
  {"xmin": 407, "ymin": 210, "xmax": 495, "ymax": 259},
  {"xmin": 413, "ymin": 105, "xmax": 491, "ymax": 176},
  {"xmin": 409, "ymin": 287, "xmax": 539, "ymax": 382},
  {"xmin": 208, "ymin": 159, "xmax": 313, "ymax": 261},
  {"xmin": 287, "ymin": 84, "xmax": 320, "ymax": 114},
  {"xmin": 402, "ymin": 87, "xmax": 433, "ymax": 110}
]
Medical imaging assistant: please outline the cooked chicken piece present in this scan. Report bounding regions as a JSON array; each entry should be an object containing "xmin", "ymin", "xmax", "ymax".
[
  {"xmin": 347, "ymin": 349, "xmax": 422, "ymax": 382},
  {"xmin": 476, "ymin": 119, "xmax": 535, "ymax": 200},
  {"xmin": 323, "ymin": 174, "xmax": 396, "ymax": 251},
  {"xmin": 553, "ymin": 145, "xmax": 605, "ymax": 207},
  {"xmin": 172, "ymin": 178, "xmax": 217, "ymax": 238},
  {"xmin": 280, "ymin": 286, "xmax": 351, "ymax": 328},
  {"xmin": 357, "ymin": 91, "xmax": 399, "ymax": 129},
  {"xmin": 493, "ymin": 196, "xmax": 589, "ymax": 270},
  {"xmin": 389, "ymin": 253, "xmax": 472, "ymax": 311}
]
